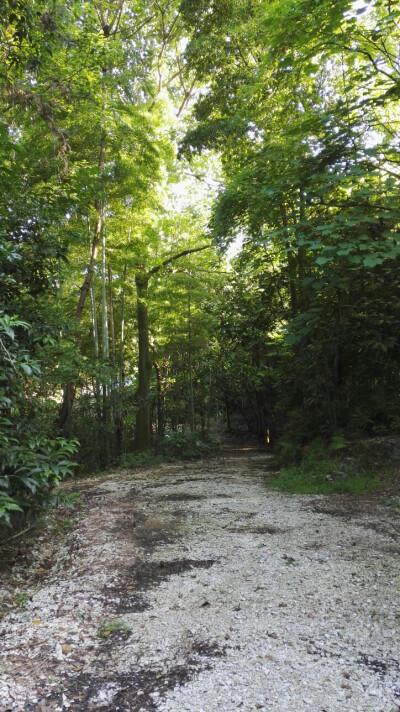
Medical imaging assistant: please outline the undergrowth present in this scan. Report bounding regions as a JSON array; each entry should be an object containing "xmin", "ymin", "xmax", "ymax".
[
  {"xmin": 271, "ymin": 437, "xmax": 395, "ymax": 495},
  {"xmin": 117, "ymin": 431, "xmax": 221, "ymax": 470}
]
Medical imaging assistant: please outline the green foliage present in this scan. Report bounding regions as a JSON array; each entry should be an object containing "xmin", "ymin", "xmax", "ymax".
[
  {"xmin": 0, "ymin": 313, "xmax": 78, "ymax": 529},
  {"xmin": 15, "ymin": 592, "xmax": 30, "ymax": 607},
  {"xmin": 2, "ymin": 0, "xmax": 400, "ymax": 480},
  {"xmin": 271, "ymin": 441, "xmax": 380, "ymax": 495},
  {"xmin": 156, "ymin": 431, "xmax": 221, "ymax": 460},
  {"xmin": 0, "ymin": 434, "xmax": 78, "ymax": 528},
  {"xmin": 117, "ymin": 451, "xmax": 165, "ymax": 469},
  {"xmin": 116, "ymin": 432, "xmax": 221, "ymax": 469},
  {"xmin": 180, "ymin": 0, "xmax": 400, "ymax": 451},
  {"xmin": 98, "ymin": 621, "xmax": 131, "ymax": 638}
]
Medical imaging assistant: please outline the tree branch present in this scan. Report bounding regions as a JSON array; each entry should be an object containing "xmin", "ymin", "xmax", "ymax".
[
  {"xmin": 333, "ymin": 41, "xmax": 398, "ymax": 83},
  {"xmin": 318, "ymin": 198, "xmax": 400, "ymax": 213},
  {"xmin": 148, "ymin": 244, "xmax": 212, "ymax": 277}
]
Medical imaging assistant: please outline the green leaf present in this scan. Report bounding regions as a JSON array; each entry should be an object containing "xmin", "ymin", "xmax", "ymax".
[
  {"xmin": 363, "ymin": 255, "xmax": 383, "ymax": 268},
  {"xmin": 20, "ymin": 477, "xmax": 38, "ymax": 493},
  {"xmin": 20, "ymin": 363, "xmax": 32, "ymax": 376}
]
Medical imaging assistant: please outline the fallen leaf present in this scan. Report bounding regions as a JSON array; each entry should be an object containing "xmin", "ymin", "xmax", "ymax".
[
  {"xmin": 33, "ymin": 620, "xmax": 42, "ymax": 625},
  {"xmin": 62, "ymin": 693, "xmax": 71, "ymax": 709}
]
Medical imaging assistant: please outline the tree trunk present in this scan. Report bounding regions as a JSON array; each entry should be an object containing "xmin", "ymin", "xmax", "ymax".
[
  {"xmin": 90, "ymin": 278, "xmax": 100, "ymax": 361},
  {"xmin": 225, "ymin": 394, "xmax": 231, "ymax": 432},
  {"xmin": 134, "ymin": 273, "xmax": 153, "ymax": 451},
  {"xmin": 76, "ymin": 133, "xmax": 106, "ymax": 325},
  {"xmin": 297, "ymin": 190, "xmax": 307, "ymax": 312},
  {"xmin": 131, "ymin": 244, "xmax": 211, "ymax": 450},
  {"xmin": 114, "ymin": 263, "xmax": 127, "ymax": 456},
  {"xmin": 90, "ymin": 277, "xmax": 102, "ymax": 425},
  {"xmin": 56, "ymin": 133, "xmax": 106, "ymax": 432},
  {"xmin": 188, "ymin": 283, "xmax": 195, "ymax": 431},
  {"xmin": 101, "ymin": 220, "xmax": 109, "ymax": 362},
  {"xmin": 108, "ymin": 264, "xmax": 116, "ymax": 369},
  {"xmin": 279, "ymin": 202, "xmax": 298, "ymax": 318},
  {"xmin": 119, "ymin": 263, "xmax": 127, "ymax": 387},
  {"xmin": 154, "ymin": 359, "xmax": 165, "ymax": 437}
]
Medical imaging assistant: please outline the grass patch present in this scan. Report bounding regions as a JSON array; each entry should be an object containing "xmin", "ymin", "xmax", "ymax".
[
  {"xmin": 117, "ymin": 451, "xmax": 165, "ymax": 469},
  {"xmin": 272, "ymin": 463, "xmax": 380, "ymax": 495},
  {"xmin": 98, "ymin": 620, "xmax": 132, "ymax": 638},
  {"xmin": 15, "ymin": 592, "xmax": 30, "ymax": 607},
  {"xmin": 271, "ymin": 439, "xmax": 382, "ymax": 494}
]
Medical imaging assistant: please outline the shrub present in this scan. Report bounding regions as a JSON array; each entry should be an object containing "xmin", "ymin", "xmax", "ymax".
[
  {"xmin": 156, "ymin": 431, "xmax": 220, "ymax": 460},
  {"xmin": 117, "ymin": 451, "xmax": 164, "ymax": 469},
  {"xmin": 271, "ymin": 439, "xmax": 380, "ymax": 495},
  {"xmin": 0, "ymin": 433, "xmax": 78, "ymax": 528},
  {"xmin": 0, "ymin": 313, "xmax": 78, "ymax": 530}
]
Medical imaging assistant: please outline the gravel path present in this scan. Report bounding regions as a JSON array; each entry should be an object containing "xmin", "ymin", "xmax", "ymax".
[{"xmin": 0, "ymin": 452, "xmax": 399, "ymax": 712}]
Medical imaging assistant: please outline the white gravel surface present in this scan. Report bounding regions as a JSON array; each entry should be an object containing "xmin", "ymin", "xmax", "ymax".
[{"xmin": 0, "ymin": 452, "xmax": 399, "ymax": 712}]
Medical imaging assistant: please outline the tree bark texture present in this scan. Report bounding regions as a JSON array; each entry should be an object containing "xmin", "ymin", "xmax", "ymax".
[{"xmin": 134, "ymin": 274, "xmax": 153, "ymax": 451}]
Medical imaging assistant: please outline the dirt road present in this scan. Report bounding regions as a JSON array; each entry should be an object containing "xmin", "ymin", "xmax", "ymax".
[{"xmin": 1, "ymin": 452, "xmax": 399, "ymax": 712}]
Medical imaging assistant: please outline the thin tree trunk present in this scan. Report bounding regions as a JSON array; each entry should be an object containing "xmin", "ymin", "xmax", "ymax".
[
  {"xmin": 114, "ymin": 263, "xmax": 127, "ymax": 455},
  {"xmin": 76, "ymin": 134, "xmax": 106, "ymax": 325},
  {"xmin": 225, "ymin": 394, "xmax": 231, "ymax": 432},
  {"xmin": 297, "ymin": 190, "xmax": 307, "ymax": 312},
  {"xmin": 56, "ymin": 133, "xmax": 106, "ymax": 432},
  {"xmin": 154, "ymin": 360, "xmax": 165, "ymax": 437},
  {"xmin": 207, "ymin": 366, "xmax": 212, "ymax": 434},
  {"xmin": 279, "ymin": 202, "xmax": 298, "ymax": 318},
  {"xmin": 135, "ymin": 273, "xmax": 152, "ymax": 451},
  {"xmin": 101, "ymin": 219, "xmax": 109, "ymax": 362},
  {"xmin": 119, "ymin": 263, "xmax": 127, "ymax": 388},
  {"xmin": 90, "ymin": 278, "xmax": 102, "ymax": 430},
  {"xmin": 108, "ymin": 263, "xmax": 118, "ymax": 454},
  {"xmin": 132, "ymin": 244, "xmax": 211, "ymax": 450},
  {"xmin": 108, "ymin": 264, "xmax": 116, "ymax": 369},
  {"xmin": 188, "ymin": 282, "xmax": 195, "ymax": 431},
  {"xmin": 90, "ymin": 279, "xmax": 100, "ymax": 361}
]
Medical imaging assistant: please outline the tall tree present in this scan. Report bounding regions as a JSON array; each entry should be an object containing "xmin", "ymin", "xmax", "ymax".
[{"xmin": 179, "ymin": 0, "xmax": 400, "ymax": 442}]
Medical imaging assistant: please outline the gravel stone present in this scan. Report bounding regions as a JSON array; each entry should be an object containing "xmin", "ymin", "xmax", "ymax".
[{"xmin": 0, "ymin": 453, "xmax": 399, "ymax": 712}]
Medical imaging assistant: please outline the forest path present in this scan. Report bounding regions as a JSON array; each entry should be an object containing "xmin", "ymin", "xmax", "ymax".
[{"xmin": 1, "ymin": 452, "xmax": 399, "ymax": 712}]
